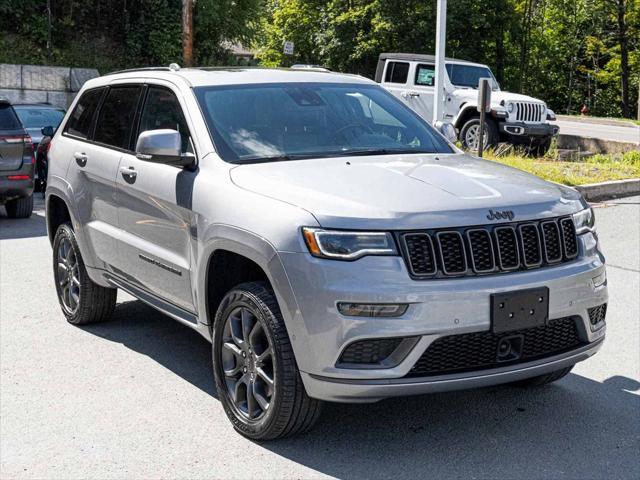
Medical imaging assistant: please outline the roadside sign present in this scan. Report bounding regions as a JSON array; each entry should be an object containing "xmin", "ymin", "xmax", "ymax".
[
  {"xmin": 283, "ymin": 41, "xmax": 294, "ymax": 55},
  {"xmin": 477, "ymin": 78, "xmax": 492, "ymax": 113}
]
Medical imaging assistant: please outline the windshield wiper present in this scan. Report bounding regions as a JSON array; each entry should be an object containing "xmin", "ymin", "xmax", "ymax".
[
  {"xmin": 328, "ymin": 148, "xmax": 435, "ymax": 157},
  {"xmin": 230, "ymin": 153, "xmax": 322, "ymax": 164}
]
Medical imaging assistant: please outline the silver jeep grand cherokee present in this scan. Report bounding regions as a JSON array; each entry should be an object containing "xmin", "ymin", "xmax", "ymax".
[{"xmin": 46, "ymin": 66, "xmax": 607, "ymax": 440}]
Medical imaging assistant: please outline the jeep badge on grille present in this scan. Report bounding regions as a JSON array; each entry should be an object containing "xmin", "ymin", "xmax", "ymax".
[{"xmin": 487, "ymin": 209, "xmax": 515, "ymax": 221}]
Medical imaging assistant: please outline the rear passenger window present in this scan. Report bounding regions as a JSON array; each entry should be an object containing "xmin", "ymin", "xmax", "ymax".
[
  {"xmin": 138, "ymin": 87, "xmax": 192, "ymax": 153},
  {"xmin": 415, "ymin": 64, "xmax": 435, "ymax": 86},
  {"xmin": 94, "ymin": 86, "xmax": 142, "ymax": 150},
  {"xmin": 64, "ymin": 88, "xmax": 104, "ymax": 139},
  {"xmin": 0, "ymin": 104, "xmax": 21, "ymax": 129},
  {"xmin": 384, "ymin": 62, "xmax": 409, "ymax": 84}
]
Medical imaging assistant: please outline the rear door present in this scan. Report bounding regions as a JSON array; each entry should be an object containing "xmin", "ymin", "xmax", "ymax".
[
  {"xmin": 113, "ymin": 83, "xmax": 196, "ymax": 312},
  {"xmin": 62, "ymin": 85, "xmax": 143, "ymax": 270},
  {"xmin": 0, "ymin": 102, "xmax": 27, "ymax": 172},
  {"xmin": 380, "ymin": 60, "xmax": 412, "ymax": 106}
]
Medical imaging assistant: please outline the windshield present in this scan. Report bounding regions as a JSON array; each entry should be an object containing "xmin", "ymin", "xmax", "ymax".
[
  {"xmin": 14, "ymin": 107, "xmax": 65, "ymax": 129},
  {"xmin": 445, "ymin": 64, "xmax": 499, "ymax": 90},
  {"xmin": 194, "ymin": 82, "xmax": 453, "ymax": 163}
]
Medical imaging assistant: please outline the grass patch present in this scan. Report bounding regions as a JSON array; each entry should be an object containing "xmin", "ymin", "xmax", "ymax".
[{"xmin": 483, "ymin": 150, "xmax": 640, "ymax": 186}]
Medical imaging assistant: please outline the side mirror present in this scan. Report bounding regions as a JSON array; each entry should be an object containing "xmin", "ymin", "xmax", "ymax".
[
  {"xmin": 41, "ymin": 125, "xmax": 54, "ymax": 137},
  {"xmin": 135, "ymin": 129, "xmax": 193, "ymax": 167},
  {"xmin": 434, "ymin": 121, "xmax": 457, "ymax": 143}
]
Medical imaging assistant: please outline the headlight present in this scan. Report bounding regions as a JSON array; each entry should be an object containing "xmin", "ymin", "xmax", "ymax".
[
  {"xmin": 302, "ymin": 228, "xmax": 397, "ymax": 260},
  {"xmin": 507, "ymin": 102, "xmax": 515, "ymax": 113},
  {"xmin": 547, "ymin": 108, "xmax": 556, "ymax": 121},
  {"xmin": 572, "ymin": 207, "xmax": 595, "ymax": 234}
]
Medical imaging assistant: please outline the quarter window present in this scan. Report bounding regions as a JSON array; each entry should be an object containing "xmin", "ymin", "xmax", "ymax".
[
  {"xmin": 384, "ymin": 62, "xmax": 409, "ymax": 84},
  {"xmin": 94, "ymin": 86, "xmax": 142, "ymax": 150},
  {"xmin": 64, "ymin": 88, "xmax": 104, "ymax": 139},
  {"xmin": 415, "ymin": 64, "xmax": 435, "ymax": 86},
  {"xmin": 139, "ymin": 87, "xmax": 192, "ymax": 153}
]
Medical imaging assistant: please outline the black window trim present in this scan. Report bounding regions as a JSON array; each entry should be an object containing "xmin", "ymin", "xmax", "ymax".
[
  {"xmin": 414, "ymin": 63, "xmax": 436, "ymax": 87},
  {"xmin": 384, "ymin": 61, "xmax": 410, "ymax": 85}
]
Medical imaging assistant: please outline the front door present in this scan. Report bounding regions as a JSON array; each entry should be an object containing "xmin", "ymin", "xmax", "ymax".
[
  {"xmin": 114, "ymin": 85, "xmax": 196, "ymax": 312},
  {"xmin": 409, "ymin": 63, "xmax": 436, "ymax": 122}
]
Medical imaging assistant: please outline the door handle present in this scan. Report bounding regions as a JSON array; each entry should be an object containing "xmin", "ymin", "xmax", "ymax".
[
  {"xmin": 401, "ymin": 91, "xmax": 420, "ymax": 99},
  {"xmin": 119, "ymin": 166, "xmax": 137, "ymax": 183},
  {"xmin": 74, "ymin": 152, "xmax": 88, "ymax": 167}
]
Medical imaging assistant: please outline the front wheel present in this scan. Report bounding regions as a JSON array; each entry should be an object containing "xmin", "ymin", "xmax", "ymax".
[
  {"xmin": 526, "ymin": 137, "xmax": 552, "ymax": 157},
  {"xmin": 212, "ymin": 281, "xmax": 323, "ymax": 440},
  {"xmin": 459, "ymin": 117, "xmax": 499, "ymax": 151}
]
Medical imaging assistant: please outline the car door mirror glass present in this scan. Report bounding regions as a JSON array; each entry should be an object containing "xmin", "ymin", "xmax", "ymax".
[
  {"xmin": 136, "ymin": 129, "xmax": 192, "ymax": 167},
  {"xmin": 41, "ymin": 125, "xmax": 54, "ymax": 137},
  {"xmin": 434, "ymin": 121, "xmax": 457, "ymax": 143}
]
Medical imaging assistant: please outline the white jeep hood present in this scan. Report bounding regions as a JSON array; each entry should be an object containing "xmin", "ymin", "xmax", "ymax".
[{"xmin": 230, "ymin": 153, "xmax": 584, "ymax": 230}]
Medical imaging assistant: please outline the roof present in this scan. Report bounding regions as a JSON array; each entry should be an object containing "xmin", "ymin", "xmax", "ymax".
[
  {"xmin": 94, "ymin": 67, "xmax": 373, "ymax": 88},
  {"xmin": 377, "ymin": 52, "xmax": 484, "ymax": 67}
]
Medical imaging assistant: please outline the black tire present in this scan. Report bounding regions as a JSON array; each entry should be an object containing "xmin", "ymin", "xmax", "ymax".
[
  {"xmin": 212, "ymin": 281, "xmax": 323, "ymax": 440},
  {"xmin": 513, "ymin": 365, "xmax": 573, "ymax": 387},
  {"xmin": 459, "ymin": 116, "xmax": 499, "ymax": 151},
  {"xmin": 526, "ymin": 137, "xmax": 552, "ymax": 157},
  {"xmin": 52, "ymin": 222, "xmax": 117, "ymax": 325},
  {"xmin": 5, "ymin": 194, "xmax": 34, "ymax": 219}
]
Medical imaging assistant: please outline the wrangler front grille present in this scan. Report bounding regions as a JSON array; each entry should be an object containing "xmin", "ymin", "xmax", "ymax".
[
  {"xmin": 406, "ymin": 317, "xmax": 584, "ymax": 377},
  {"xmin": 399, "ymin": 216, "xmax": 579, "ymax": 279},
  {"xmin": 514, "ymin": 102, "xmax": 545, "ymax": 123}
]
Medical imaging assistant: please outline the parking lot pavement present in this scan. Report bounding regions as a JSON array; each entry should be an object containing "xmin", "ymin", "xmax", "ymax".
[{"xmin": 1, "ymin": 196, "xmax": 638, "ymax": 480}]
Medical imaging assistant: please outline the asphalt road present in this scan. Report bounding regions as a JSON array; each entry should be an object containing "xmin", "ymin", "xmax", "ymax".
[
  {"xmin": 553, "ymin": 118, "xmax": 640, "ymax": 144},
  {"xmin": 1, "ymin": 197, "xmax": 639, "ymax": 480}
]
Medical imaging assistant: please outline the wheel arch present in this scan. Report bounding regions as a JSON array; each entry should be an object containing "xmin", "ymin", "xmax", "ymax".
[
  {"xmin": 454, "ymin": 104, "xmax": 480, "ymax": 130},
  {"xmin": 46, "ymin": 191, "xmax": 74, "ymax": 246}
]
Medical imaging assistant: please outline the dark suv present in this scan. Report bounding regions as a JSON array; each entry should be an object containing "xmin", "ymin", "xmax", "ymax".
[{"xmin": 0, "ymin": 98, "xmax": 35, "ymax": 218}]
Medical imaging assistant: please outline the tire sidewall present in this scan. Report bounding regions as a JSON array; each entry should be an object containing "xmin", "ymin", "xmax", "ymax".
[
  {"xmin": 212, "ymin": 287, "xmax": 284, "ymax": 439},
  {"xmin": 460, "ymin": 117, "xmax": 498, "ymax": 150},
  {"xmin": 52, "ymin": 223, "xmax": 85, "ymax": 323}
]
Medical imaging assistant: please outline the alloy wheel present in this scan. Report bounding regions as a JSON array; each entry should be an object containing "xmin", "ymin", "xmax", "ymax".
[
  {"xmin": 221, "ymin": 307, "xmax": 275, "ymax": 421},
  {"xmin": 465, "ymin": 124, "xmax": 481, "ymax": 150},
  {"xmin": 56, "ymin": 237, "xmax": 81, "ymax": 314}
]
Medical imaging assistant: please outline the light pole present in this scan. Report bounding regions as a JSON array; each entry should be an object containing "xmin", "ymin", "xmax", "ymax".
[{"xmin": 432, "ymin": 0, "xmax": 447, "ymax": 124}]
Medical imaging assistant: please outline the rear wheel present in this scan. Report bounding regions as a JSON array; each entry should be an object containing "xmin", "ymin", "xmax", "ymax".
[
  {"xmin": 459, "ymin": 116, "xmax": 499, "ymax": 151},
  {"xmin": 5, "ymin": 194, "xmax": 33, "ymax": 218},
  {"xmin": 212, "ymin": 281, "xmax": 323, "ymax": 440},
  {"xmin": 513, "ymin": 365, "xmax": 573, "ymax": 387},
  {"xmin": 53, "ymin": 222, "xmax": 117, "ymax": 324}
]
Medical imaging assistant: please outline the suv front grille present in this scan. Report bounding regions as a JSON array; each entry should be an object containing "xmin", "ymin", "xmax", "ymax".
[
  {"xmin": 399, "ymin": 216, "xmax": 579, "ymax": 278},
  {"xmin": 406, "ymin": 317, "xmax": 584, "ymax": 377},
  {"xmin": 515, "ymin": 102, "xmax": 545, "ymax": 123}
]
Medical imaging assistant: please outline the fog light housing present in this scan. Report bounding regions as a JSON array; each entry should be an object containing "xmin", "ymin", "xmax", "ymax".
[
  {"xmin": 337, "ymin": 303, "xmax": 408, "ymax": 317},
  {"xmin": 592, "ymin": 271, "xmax": 606, "ymax": 288}
]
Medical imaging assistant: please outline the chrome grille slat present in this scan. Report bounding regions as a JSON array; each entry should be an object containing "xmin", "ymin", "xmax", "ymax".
[
  {"xmin": 400, "ymin": 216, "xmax": 578, "ymax": 278},
  {"xmin": 514, "ymin": 101, "xmax": 544, "ymax": 123}
]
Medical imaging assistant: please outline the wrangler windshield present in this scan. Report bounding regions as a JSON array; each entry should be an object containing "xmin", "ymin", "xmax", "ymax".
[{"xmin": 194, "ymin": 82, "xmax": 453, "ymax": 163}]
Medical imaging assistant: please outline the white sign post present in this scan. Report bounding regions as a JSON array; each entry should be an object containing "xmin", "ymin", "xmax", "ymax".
[
  {"xmin": 432, "ymin": 0, "xmax": 447, "ymax": 124},
  {"xmin": 283, "ymin": 41, "xmax": 294, "ymax": 55}
]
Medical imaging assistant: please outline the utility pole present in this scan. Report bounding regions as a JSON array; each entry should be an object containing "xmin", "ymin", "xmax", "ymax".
[
  {"xmin": 46, "ymin": 0, "xmax": 52, "ymax": 61},
  {"xmin": 433, "ymin": 0, "xmax": 447, "ymax": 124},
  {"xmin": 182, "ymin": 0, "xmax": 194, "ymax": 67}
]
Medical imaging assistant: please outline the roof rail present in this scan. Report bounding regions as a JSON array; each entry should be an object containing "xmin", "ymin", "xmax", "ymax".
[{"xmin": 104, "ymin": 66, "xmax": 176, "ymax": 76}]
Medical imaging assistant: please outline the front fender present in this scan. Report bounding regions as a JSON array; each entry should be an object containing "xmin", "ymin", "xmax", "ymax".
[{"xmin": 195, "ymin": 225, "xmax": 310, "ymax": 357}]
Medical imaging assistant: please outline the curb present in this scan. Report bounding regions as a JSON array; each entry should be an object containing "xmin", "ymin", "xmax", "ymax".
[{"xmin": 574, "ymin": 178, "xmax": 640, "ymax": 202}]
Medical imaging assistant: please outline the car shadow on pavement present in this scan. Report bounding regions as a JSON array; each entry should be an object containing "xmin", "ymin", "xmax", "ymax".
[
  {"xmin": 82, "ymin": 299, "xmax": 639, "ymax": 479},
  {"xmin": 82, "ymin": 299, "xmax": 218, "ymax": 399},
  {"xmin": 0, "ymin": 199, "xmax": 47, "ymax": 240}
]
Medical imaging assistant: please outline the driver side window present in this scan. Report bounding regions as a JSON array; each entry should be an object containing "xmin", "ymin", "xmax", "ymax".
[{"xmin": 139, "ymin": 86, "xmax": 192, "ymax": 153}]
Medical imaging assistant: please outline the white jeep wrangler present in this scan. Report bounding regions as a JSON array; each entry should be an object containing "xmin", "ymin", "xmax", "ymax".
[{"xmin": 376, "ymin": 53, "xmax": 559, "ymax": 156}]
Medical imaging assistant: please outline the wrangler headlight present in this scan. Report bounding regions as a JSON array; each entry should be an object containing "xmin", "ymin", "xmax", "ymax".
[
  {"xmin": 572, "ymin": 207, "xmax": 595, "ymax": 234},
  {"xmin": 507, "ymin": 102, "xmax": 515, "ymax": 113},
  {"xmin": 302, "ymin": 228, "xmax": 397, "ymax": 260}
]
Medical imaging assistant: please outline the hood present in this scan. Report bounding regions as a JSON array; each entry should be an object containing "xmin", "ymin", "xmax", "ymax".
[
  {"xmin": 453, "ymin": 88, "xmax": 545, "ymax": 107},
  {"xmin": 230, "ymin": 153, "xmax": 585, "ymax": 230}
]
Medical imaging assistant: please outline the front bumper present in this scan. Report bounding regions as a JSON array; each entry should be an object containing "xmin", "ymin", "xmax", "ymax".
[
  {"xmin": 499, "ymin": 122, "xmax": 559, "ymax": 138},
  {"xmin": 278, "ymin": 233, "xmax": 607, "ymax": 402}
]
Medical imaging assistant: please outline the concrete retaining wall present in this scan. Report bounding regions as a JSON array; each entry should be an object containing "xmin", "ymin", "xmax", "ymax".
[
  {"xmin": 0, "ymin": 64, "xmax": 99, "ymax": 109},
  {"xmin": 558, "ymin": 134, "xmax": 639, "ymax": 155}
]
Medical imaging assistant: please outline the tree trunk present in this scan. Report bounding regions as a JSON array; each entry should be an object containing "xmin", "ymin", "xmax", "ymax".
[{"xmin": 616, "ymin": 0, "xmax": 630, "ymax": 117}]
